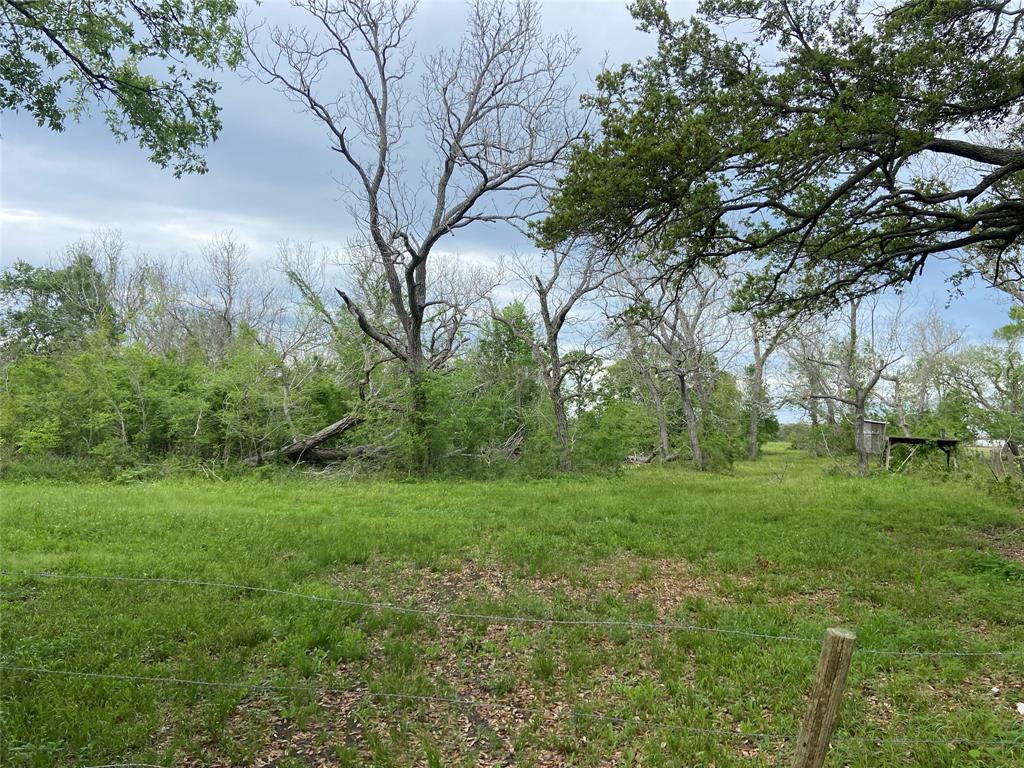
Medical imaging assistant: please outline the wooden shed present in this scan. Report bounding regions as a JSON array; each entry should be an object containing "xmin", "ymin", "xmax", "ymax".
[{"xmin": 862, "ymin": 419, "xmax": 888, "ymax": 455}]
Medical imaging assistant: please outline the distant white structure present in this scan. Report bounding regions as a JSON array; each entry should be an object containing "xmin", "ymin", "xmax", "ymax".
[
  {"xmin": 974, "ymin": 437, "xmax": 1007, "ymax": 450},
  {"xmin": 974, "ymin": 437, "xmax": 1021, "ymax": 477}
]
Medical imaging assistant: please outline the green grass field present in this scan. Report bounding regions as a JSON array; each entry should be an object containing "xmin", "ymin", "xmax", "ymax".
[{"xmin": 1, "ymin": 445, "xmax": 1022, "ymax": 766}]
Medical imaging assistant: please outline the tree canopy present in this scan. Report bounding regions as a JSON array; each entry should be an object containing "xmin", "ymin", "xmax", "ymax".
[
  {"xmin": 541, "ymin": 0, "xmax": 1024, "ymax": 312},
  {"xmin": 0, "ymin": 250, "xmax": 117, "ymax": 357},
  {"xmin": 1, "ymin": 0, "xmax": 242, "ymax": 174}
]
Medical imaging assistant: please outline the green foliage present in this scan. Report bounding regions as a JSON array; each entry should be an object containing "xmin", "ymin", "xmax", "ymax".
[
  {"xmin": 575, "ymin": 401, "xmax": 655, "ymax": 470},
  {"xmin": 1, "ymin": 0, "xmax": 242, "ymax": 175},
  {"xmin": 0, "ymin": 254, "xmax": 118, "ymax": 356},
  {"xmin": 204, "ymin": 330, "xmax": 292, "ymax": 461},
  {"xmin": 5, "ymin": 249, "xmax": 1015, "ymax": 482},
  {"xmin": 543, "ymin": 0, "xmax": 1024, "ymax": 313},
  {"xmin": 950, "ymin": 309, "xmax": 1024, "ymax": 449},
  {"xmin": 780, "ymin": 422, "xmax": 811, "ymax": 450},
  {"xmin": 703, "ymin": 371, "xmax": 747, "ymax": 467},
  {"xmin": 898, "ymin": 395, "xmax": 973, "ymax": 443},
  {"xmin": 758, "ymin": 413, "xmax": 780, "ymax": 442}
]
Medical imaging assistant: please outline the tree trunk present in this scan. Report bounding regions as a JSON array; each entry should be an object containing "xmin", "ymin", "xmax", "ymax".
[
  {"xmin": 748, "ymin": 404, "xmax": 760, "ymax": 460},
  {"xmin": 678, "ymin": 374, "xmax": 705, "ymax": 470},
  {"xmin": 748, "ymin": 338, "xmax": 765, "ymax": 460},
  {"xmin": 552, "ymin": 390, "xmax": 572, "ymax": 472},
  {"xmin": 697, "ymin": 381, "xmax": 713, "ymax": 443},
  {"xmin": 893, "ymin": 377, "xmax": 911, "ymax": 436},
  {"xmin": 408, "ymin": 369, "xmax": 434, "ymax": 473},
  {"xmin": 853, "ymin": 405, "xmax": 869, "ymax": 475},
  {"xmin": 640, "ymin": 366, "xmax": 671, "ymax": 459},
  {"xmin": 747, "ymin": 357, "xmax": 764, "ymax": 460},
  {"xmin": 543, "ymin": 336, "xmax": 573, "ymax": 473},
  {"xmin": 1007, "ymin": 438, "xmax": 1024, "ymax": 477},
  {"xmin": 298, "ymin": 438, "xmax": 394, "ymax": 463}
]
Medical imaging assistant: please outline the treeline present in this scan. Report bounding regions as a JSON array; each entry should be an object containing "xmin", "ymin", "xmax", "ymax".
[
  {"xmin": 3, "ymin": 233, "xmax": 1021, "ymax": 480},
  {"xmin": 780, "ymin": 298, "xmax": 1024, "ymax": 475},
  {"xmin": 0, "ymin": 234, "xmax": 765, "ymax": 479},
  {"xmin": 2, "ymin": 0, "xmax": 1021, "ymax": 481}
]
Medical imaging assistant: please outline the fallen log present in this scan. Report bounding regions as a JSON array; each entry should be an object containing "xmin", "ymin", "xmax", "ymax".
[
  {"xmin": 625, "ymin": 449, "xmax": 680, "ymax": 465},
  {"xmin": 291, "ymin": 429, "xmax": 400, "ymax": 465},
  {"xmin": 625, "ymin": 449, "xmax": 659, "ymax": 465},
  {"xmin": 246, "ymin": 414, "xmax": 363, "ymax": 465},
  {"xmin": 298, "ymin": 444, "xmax": 389, "ymax": 463}
]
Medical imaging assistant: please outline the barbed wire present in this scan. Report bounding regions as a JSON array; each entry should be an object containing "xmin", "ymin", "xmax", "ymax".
[
  {"xmin": 571, "ymin": 711, "xmax": 793, "ymax": 741},
  {"xmin": 859, "ymin": 647, "xmax": 1021, "ymax": 658},
  {"xmin": 839, "ymin": 731, "xmax": 1023, "ymax": 747},
  {"xmin": 0, "ymin": 664, "xmax": 472, "ymax": 706},
  {"xmin": 6, "ymin": 665, "xmax": 1018, "ymax": 751},
  {"xmin": 574, "ymin": 712, "xmax": 1023, "ymax": 748},
  {"xmin": 0, "ymin": 570, "xmax": 818, "ymax": 644},
  {"xmin": 2, "ymin": 569, "xmax": 1020, "ymax": 657}
]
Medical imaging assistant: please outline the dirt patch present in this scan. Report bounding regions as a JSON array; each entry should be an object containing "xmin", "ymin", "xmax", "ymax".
[
  {"xmin": 202, "ymin": 556, "xmax": 734, "ymax": 766},
  {"xmin": 564, "ymin": 554, "xmax": 726, "ymax": 617},
  {"xmin": 774, "ymin": 587, "xmax": 841, "ymax": 611},
  {"xmin": 210, "ymin": 685, "xmax": 579, "ymax": 767},
  {"xmin": 331, "ymin": 554, "xmax": 729, "ymax": 622},
  {"xmin": 858, "ymin": 677, "xmax": 897, "ymax": 732},
  {"xmin": 977, "ymin": 525, "xmax": 1024, "ymax": 565},
  {"xmin": 996, "ymin": 539, "xmax": 1024, "ymax": 565}
]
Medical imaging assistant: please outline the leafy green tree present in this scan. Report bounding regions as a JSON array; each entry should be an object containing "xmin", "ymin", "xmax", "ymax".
[
  {"xmin": 575, "ymin": 401, "xmax": 656, "ymax": 470},
  {"xmin": 475, "ymin": 303, "xmax": 544, "ymax": 426},
  {"xmin": 543, "ymin": 0, "xmax": 1024, "ymax": 312},
  {"xmin": 473, "ymin": 303, "xmax": 545, "ymax": 457},
  {"xmin": 578, "ymin": 357, "xmax": 670, "ymax": 466},
  {"xmin": 1, "ymin": 0, "xmax": 242, "ymax": 175},
  {"xmin": 0, "ymin": 331, "xmax": 137, "ymax": 466},
  {"xmin": 952, "ymin": 307, "xmax": 1024, "ymax": 472},
  {"xmin": 697, "ymin": 369, "xmax": 747, "ymax": 469},
  {"xmin": 204, "ymin": 329, "xmax": 294, "ymax": 461},
  {"xmin": 0, "ymin": 252, "xmax": 117, "ymax": 357}
]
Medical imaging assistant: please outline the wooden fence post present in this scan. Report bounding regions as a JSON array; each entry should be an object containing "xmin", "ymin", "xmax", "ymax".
[{"xmin": 791, "ymin": 627, "xmax": 856, "ymax": 768}]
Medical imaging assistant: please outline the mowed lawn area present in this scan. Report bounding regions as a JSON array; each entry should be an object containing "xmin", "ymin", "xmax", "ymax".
[{"xmin": 1, "ymin": 445, "xmax": 1022, "ymax": 767}]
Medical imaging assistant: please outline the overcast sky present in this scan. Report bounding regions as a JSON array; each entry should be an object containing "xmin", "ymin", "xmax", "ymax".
[{"xmin": 0, "ymin": 0, "xmax": 1013, "ymax": 342}]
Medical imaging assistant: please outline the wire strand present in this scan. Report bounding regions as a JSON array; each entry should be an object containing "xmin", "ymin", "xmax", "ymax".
[
  {"xmin": 7, "ymin": 665, "xmax": 1019, "ymax": 751},
  {"xmin": 3, "ymin": 569, "xmax": 1020, "ymax": 657},
  {"xmin": 838, "ymin": 731, "xmax": 1023, "ymax": 747},
  {"xmin": 574, "ymin": 712, "xmax": 1023, "ymax": 748},
  {"xmin": 0, "ymin": 570, "xmax": 817, "ymax": 644},
  {"xmin": 571, "ymin": 711, "xmax": 794, "ymax": 741},
  {"xmin": 0, "ymin": 664, "xmax": 472, "ymax": 706}
]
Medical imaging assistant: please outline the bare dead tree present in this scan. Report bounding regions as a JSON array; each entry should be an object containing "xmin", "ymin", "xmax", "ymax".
[
  {"xmin": 877, "ymin": 309, "xmax": 964, "ymax": 435},
  {"xmin": 244, "ymin": 0, "xmax": 582, "ymax": 393},
  {"xmin": 745, "ymin": 314, "xmax": 794, "ymax": 459},
  {"xmin": 281, "ymin": 241, "xmax": 397, "ymax": 401},
  {"xmin": 158, "ymin": 234, "xmax": 283, "ymax": 360},
  {"xmin": 491, "ymin": 242, "xmax": 615, "ymax": 471},
  {"xmin": 614, "ymin": 261, "xmax": 738, "ymax": 470},
  {"xmin": 807, "ymin": 297, "xmax": 906, "ymax": 474},
  {"xmin": 61, "ymin": 230, "xmax": 155, "ymax": 346}
]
